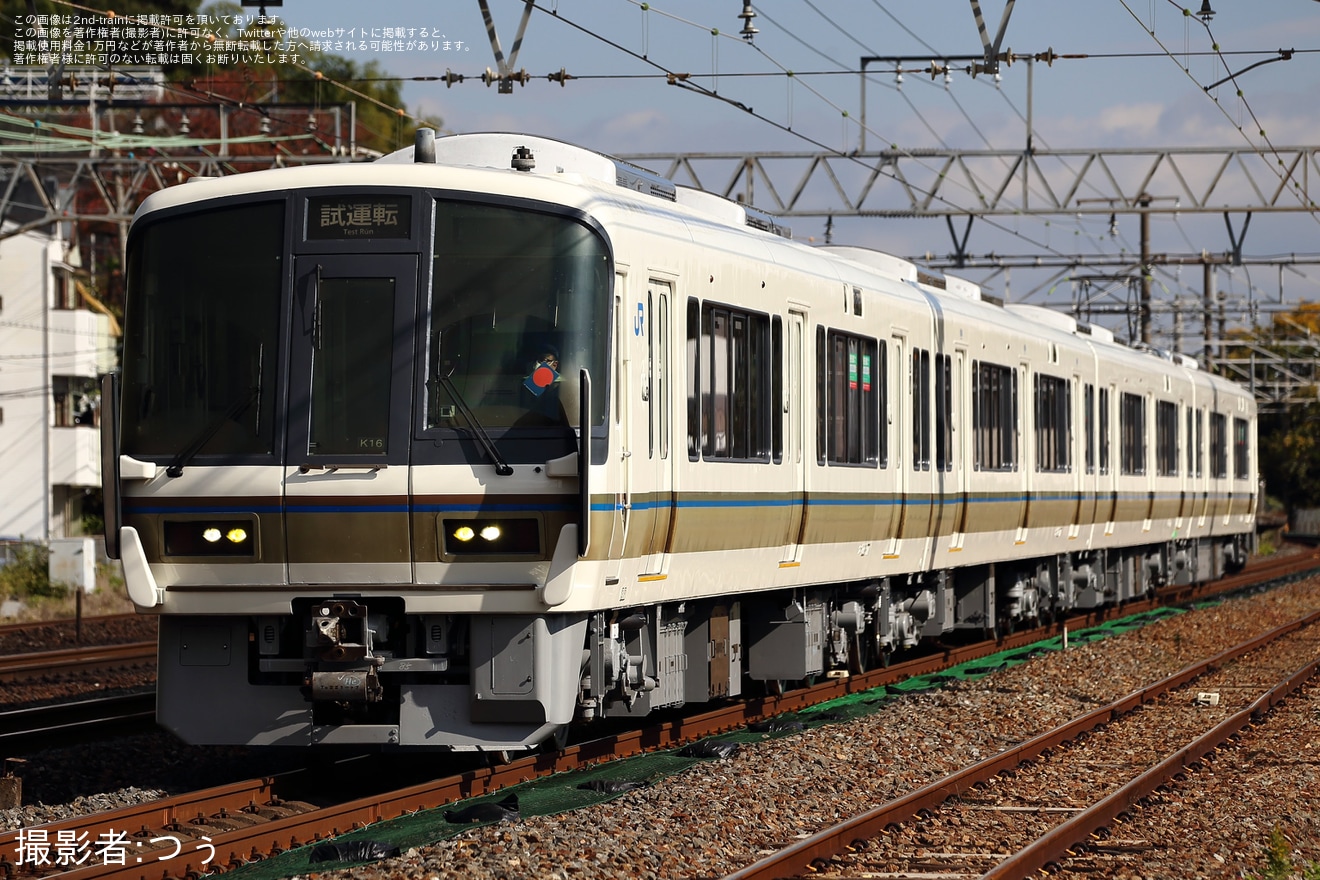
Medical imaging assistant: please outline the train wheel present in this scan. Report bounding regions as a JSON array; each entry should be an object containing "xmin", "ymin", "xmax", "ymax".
[
  {"xmin": 541, "ymin": 724, "xmax": 571, "ymax": 753},
  {"xmin": 851, "ymin": 624, "xmax": 886, "ymax": 673},
  {"xmin": 848, "ymin": 632, "xmax": 865, "ymax": 675}
]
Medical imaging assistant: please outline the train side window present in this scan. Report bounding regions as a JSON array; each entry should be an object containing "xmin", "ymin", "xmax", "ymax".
[
  {"xmin": 972, "ymin": 360, "xmax": 1017, "ymax": 472},
  {"xmin": 1210, "ymin": 412, "xmax": 1228, "ymax": 478},
  {"xmin": 912, "ymin": 348, "xmax": 931, "ymax": 471},
  {"xmin": 817, "ymin": 328, "xmax": 882, "ymax": 466},
  {"xmin": 1084, "ymin": 383, "xmax": 1096, "ymax": 474},
  {"xmin": 1233, "ymin": 417, "xmax": 1250, "ymax": 479},
  {"xmin": 1156, "ymin": 400, "xmax": 1178, "ymax": 477},
  {"xmin": 816, "ymin": 326, "xmax": 825, "ymax": 465},
  {"xmin": 1099, "ymin": 387, "xmax": 1111, "ymax": 475},
  {"xmin": 646, "ymin": 287, "xmax": 669, "ymax": 459},
  {"xmin": 658, "ymin": 291, "xmax": 669, "ymax": 460},
  {"xmin": 935, "ymin": 353, "xmax": 952, "ymax": 472},
  {"xmin": 1186, "ymin": 406, "xmax": 1195, "ymax": 477},
  {"xmin": 1199, "ymin": 410, "xmax": 1205, "ymax": 477},
  {"xmin": 687, "ymin": 298, "xmax": 700, "ymax": 459},
  {"xmin": 1120, "ymin": 392, "xmax": 1147, "ymax": 476},
  {"xmin": 694, "ymin": 300, "xmax": 771, "ymax": 462},
  {"xmin": 1033, "ymin": 373, "xmax": 1071, "ymax": 473},
  {"xmin": 772, "ymin": 316, "xmax": 783, "ymax": 463}
]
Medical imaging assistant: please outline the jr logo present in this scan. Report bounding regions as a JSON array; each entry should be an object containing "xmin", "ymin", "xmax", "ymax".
[{"xmin": 634, "ymin": 301, "xmax": 645, "ymax": 336}]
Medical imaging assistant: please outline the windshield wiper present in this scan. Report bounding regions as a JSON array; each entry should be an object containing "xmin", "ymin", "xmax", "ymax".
[
  {"xmin": 438, "ymin": 371, "xmax": 514, "ymax": 476},
  {"xmin": 165, "ymin": 386, "xmax": 260, "ymax": 477},
  {"xmin": 166, "ymin": 345, "xmax": 264, "ymax": 477}
]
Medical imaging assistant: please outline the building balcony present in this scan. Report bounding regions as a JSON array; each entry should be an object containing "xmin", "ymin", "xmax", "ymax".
[
  {"xmin": 47, "ymin": 309, "xmax": 113, "ymax": 376},
  {"xmin": 49, "ymin": 425, "xmax": 101, "ymax": 488}
]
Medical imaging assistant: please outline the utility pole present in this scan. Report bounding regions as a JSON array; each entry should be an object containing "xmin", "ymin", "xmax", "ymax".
[
  {"xmin": 1203, "ymin": 260, "xmax": 1216, "ymax": 372},
  {"xmin": 1140, "ymin": 195, "xmax": 1152, "ymax": 344}
]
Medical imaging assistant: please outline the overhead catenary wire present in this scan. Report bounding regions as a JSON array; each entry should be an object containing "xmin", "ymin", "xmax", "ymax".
[
  {"xmin": 531, "ymin": 0, "xmax": 1070, "ymax": 261},
  {"xmin": 1116, "ymin": 0, "xmax": 1318, "ymax": 228},
  {"xmin": 759, "ymin": 5, "xmax": 1126, "ymax": 267},
  {"xmin": 9, "ymin": 0, "xmax": 1317, "ymax": 313},
  {"xmin": 609, "ymin": 1, "xmax": 1236, "ymax": 276}
]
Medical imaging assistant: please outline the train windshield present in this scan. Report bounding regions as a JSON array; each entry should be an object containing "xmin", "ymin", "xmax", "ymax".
[
  {"xmin": 120, "ymin": 201, "xmax": 283, "ymax": 459},
  {"xmin": 426, "ymin": 200, "xmax": 610, "ymax": 432}
]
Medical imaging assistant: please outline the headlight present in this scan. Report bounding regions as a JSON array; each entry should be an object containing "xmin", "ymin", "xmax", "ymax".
[
  {"xmin": 164, "ymin": 519, "xmax": 255, "ymax": 557},
  {"xmin": 442, "ymin": 519, "xmax": 540, "ymax": 556}
]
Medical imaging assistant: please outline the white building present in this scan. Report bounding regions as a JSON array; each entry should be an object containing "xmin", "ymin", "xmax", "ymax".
[{"xmin": 0, "ymin": 219, "xmax": 114, "ymax": 542}]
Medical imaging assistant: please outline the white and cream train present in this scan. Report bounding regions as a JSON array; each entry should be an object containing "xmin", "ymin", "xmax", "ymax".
[{"xmin": 101, "ymin": 131, "xmax": 1257, "ymax": 752}]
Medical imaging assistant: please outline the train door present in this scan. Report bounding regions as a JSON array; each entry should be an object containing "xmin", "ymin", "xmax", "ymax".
[
  {"xmin": 1015, "ymin": 363, "xmax": 1031, "ymax": 545},
  {"xmin": 1194, "ymin": 405, "xmax": 1209, "ymax": 528},
  {"xmin": 1100, "ymin": 384, "xmax": 1117, "ymax": 535},
  {"xmin": 284, "ymin": 255, "xmax": 417, "ymax": 585},
  {"xmin": 1069, "ymin": 374, "xmax": 1084, "ymax": 540},
  {"xmin": 1079, "ymin": 381, "xmax": 1098, "ymax": 538},
  {"xmin": 945, "ymin": 348, "xmax": 968, "ymax": 552},
  {"xmin": 640, "ymin": 280, "xmax": 673, "ymax": 576},
  {"xmin": 780, "ymin": 310, "xmax": 807, "ymax": 565},
  {"xmin": 884, "ymin": 334, "xmax": 906, "ymax": 558},
  {"xmin": 906, "ymin": 345, "xmax": 937, "ymax": 565},
  {"xmin": 606, "ymin": 277, "xmax": 631, "ymax": 576},
  {"xmin": 1182, "ymin": 398, "xmax": 1193, "ymax": 527}
]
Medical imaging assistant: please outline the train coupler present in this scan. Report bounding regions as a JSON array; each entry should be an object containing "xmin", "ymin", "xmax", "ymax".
[
  {"xmin": 303, "ymin": 599, "xmax": 385, "ymax": 703},
  {"xmin": 307, "ymin": 665, "xmax": 384, "ymax": 702}
]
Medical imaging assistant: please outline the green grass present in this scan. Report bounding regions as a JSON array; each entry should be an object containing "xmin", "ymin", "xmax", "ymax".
[{"xmin": 1251, "ymin": 827, "xmax": 1320, "ymax": 880}]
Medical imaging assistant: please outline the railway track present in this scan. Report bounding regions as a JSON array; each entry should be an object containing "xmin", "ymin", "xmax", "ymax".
[
  {"xmin": 725, "ymin": 603, "xmax": 1320, "ymax": 879},
  {"xmin": 0, "ymin": 643, "xmax": 156, "ymax": 685},
  {"xmin": 0, "ymin": 694, "xmax": 157, "ymax": 753},
  {"xmin": 0, "ymin": 614, "xmax": 144, "ymax": 639},
  {"xmin": 2, "ymin": 550, "xmax": 1317, "ymax": 880}
]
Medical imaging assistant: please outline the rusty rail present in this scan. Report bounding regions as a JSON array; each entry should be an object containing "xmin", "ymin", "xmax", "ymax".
[
  {"xmin": 0, "ymin": 643, "xmax": 155, "ymax": 684},
  {"xmin": 722, "ymin": 606, "xmax": 1320, "ymax": 880},
  {"xmin": 4, "ymin": 549, "xmax": 1319, "ymax": 880}
]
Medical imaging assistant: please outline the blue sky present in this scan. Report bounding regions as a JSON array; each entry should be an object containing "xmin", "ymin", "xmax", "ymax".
[
  {"xmin": 267, "ymin": 1, "xmax": 1320, "ymax": 339},
  {"xmin": 284, "ymin": 2, "xmax": 1320, "ymax": 152}
]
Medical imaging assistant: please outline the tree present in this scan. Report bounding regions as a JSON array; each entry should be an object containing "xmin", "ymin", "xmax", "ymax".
[
  {"xmin": 1230, "ymin": 303, "xmax": 1320, "ymax": 511},
  {"xmin": 2, "ymin": 0, "xmax": 439, "ymax": 155}
]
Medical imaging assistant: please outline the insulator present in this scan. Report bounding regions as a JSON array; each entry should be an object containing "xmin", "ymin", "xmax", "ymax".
[{"xmin": 738, "ymin": 3, "xmax": 758, "ymax": 41}]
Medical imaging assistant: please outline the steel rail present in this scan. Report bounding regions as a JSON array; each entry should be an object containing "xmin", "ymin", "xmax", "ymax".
[
  {"xmin": 0, "ymin": 693, "xmax": 156, "ymax": 753},
  {"xmin": 4, "ymin": 550, "xmax": 1318, "ymax": 880},
  {"xmin": 0, "ymin": 614, "xmax": 145, "ymax": 640},
  {"xmin": 721, "ymin": 607, "xmax": 1320, "ymax": 880},
  {"xmin": 0, "ymin": 643, "xmax": 156, "ymax": 684},
  {"xmin": 983, "ymin": 653, "xmax": 1320, "ymax": 878}
]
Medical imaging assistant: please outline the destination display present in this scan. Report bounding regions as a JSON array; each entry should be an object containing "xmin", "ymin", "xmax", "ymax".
[{"xmin": 306, "ymin": 194, "xmax": 411, "ymax": 240}]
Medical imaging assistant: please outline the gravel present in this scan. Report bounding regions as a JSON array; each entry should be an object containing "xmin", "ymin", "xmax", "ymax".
[
  {"xmin": 323, "ymin": 579, "xmax": 1320, "ymax": 880},
  {"xmin": 0, "ymin": 614, "xmax": 157, "ymax": 655},
  {"xmin": 4, "ymin": 577, "xmax": 1320, "ymax": 880}
]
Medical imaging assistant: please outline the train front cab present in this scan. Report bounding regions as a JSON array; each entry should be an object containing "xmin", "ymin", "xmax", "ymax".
[{"xmin": 106, "ymin": 175, "xmax": 621, "ymax": 749}]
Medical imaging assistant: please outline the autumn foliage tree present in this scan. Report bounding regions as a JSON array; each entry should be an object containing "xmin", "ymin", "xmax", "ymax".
[
  {"xmin": 3, "ymin": 0, "xmax": 438, "ymax": 330},
  {"xmin": 1237, "ymin": 303, "xmax": 1320, "ymax": 512}
]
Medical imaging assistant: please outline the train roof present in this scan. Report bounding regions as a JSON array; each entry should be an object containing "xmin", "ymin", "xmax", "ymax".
[{"xmin": 130, "ymin": 130, "xmax": 1251, "ymax": 405}]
